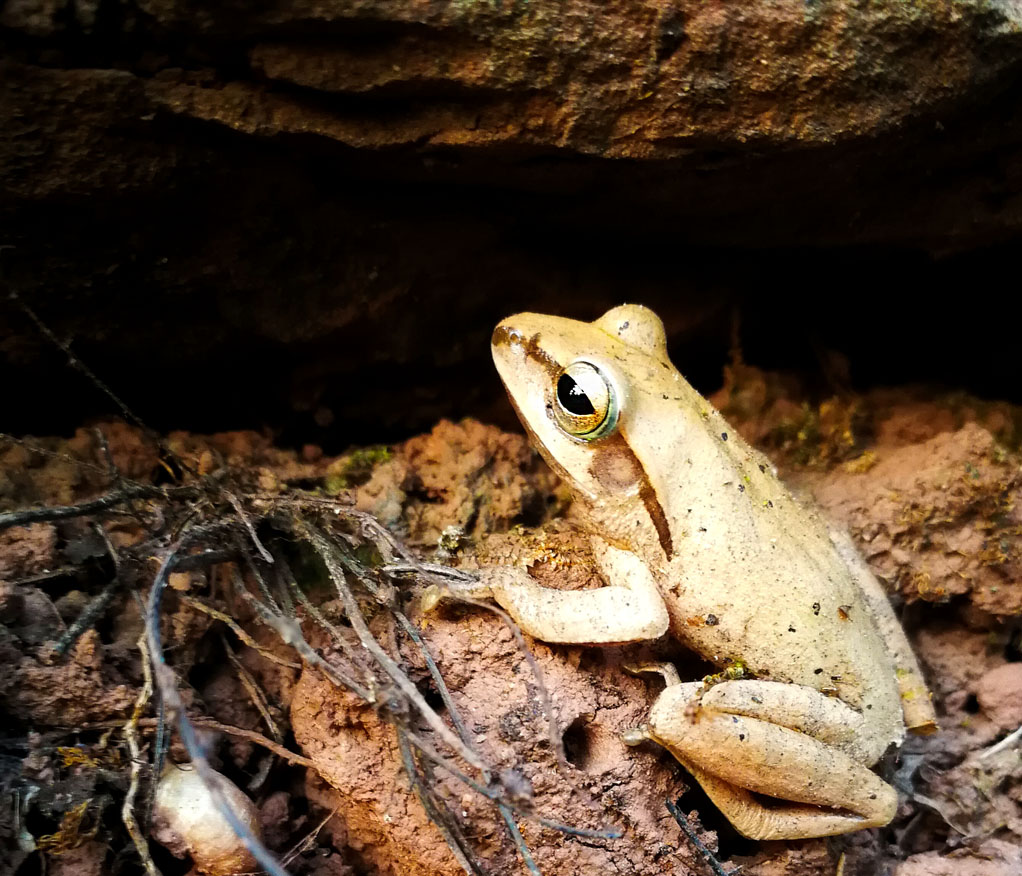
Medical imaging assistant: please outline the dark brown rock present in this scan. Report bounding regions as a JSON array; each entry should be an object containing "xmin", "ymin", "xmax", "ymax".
[{"xmin": 3, "ymin": 2, "xmax": 1022, "ymax": 440}]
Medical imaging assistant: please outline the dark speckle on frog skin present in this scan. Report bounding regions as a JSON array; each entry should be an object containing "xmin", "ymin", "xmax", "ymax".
[{"xmin": 492, "ymin": 325, "xmax": 561, "ymax": 377}]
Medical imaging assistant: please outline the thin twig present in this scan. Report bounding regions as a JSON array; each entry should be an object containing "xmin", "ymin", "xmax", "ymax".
[
  {"xmin": 221, "ymin": 631, "xmax": 281, "ymax": 791},
  {"xmin": 350, "ymin": 510, "xmax": 420, "ymax": 564},
  {"xmin": 179, "ymin": 594, "xmax": 300, "ymax": 670},
  {"xmin": 230, "ymin": 570, "xmax": 375, "ymax": 702},
  {"xmin": 145, "ymin": 544, "xmax": 292, "ymax": 876},
  {"xmin": 665, "ymin": 798, "xmax": 730, "ymax": 876},
  {"xmin": 392, "ymin": 608, "xmax": 473, "ymax": 745},
  {"xmin": 92, "ymin": 427, "xmax": 120, "ymax": 485},
  {"xmin": 497, "ymin": 810, "xmax": 542, "ymax": 876},
  {"xmin": 225, "ymin": 491, "xmax": 274, "ymax": 564},
  {"xmin": 383, "ymin": 559, "xmax": 568, "ymax": 769},
  {"xmin": 71, "ymin": 716, "xmax": 319, "ymax": 770},
  {"xmin": 392, "ymin": 601, "xmax": 613, "ymax": 846},
  {"xmin": 241, "ymin": 552, "xmax": 282, "ymax": 614},
  {"xmin": 276, "ymin": 805, "xmax": 342, "ymax": 869},
  {"xmin": 0, "ymin": 431, "xmax": 111, "ymax": 478},
  {"xmin": 393, "ymin": 592, "xmax": 557, "ymax": 868},
  {"xmin": 10, "ymin": 291, "xmax": 150, "ymax": 433},
  {"xmin": 445, "ymin": 592, "xmax": 568, "ymax": 769},
  {"xmin": 284, "ymin": 571, "xmax": 378, "ymax": 693},
  {"xmin": 396, "ymin": 728, "xmax": 485, "ymax": 876},
  {"xmin": 297, "ymin": 520, "xmax": 488, "ymax": 773},
  {"xmin": 8, "ymin": 566, "xmax": 89, "ymax": 587},
  {"xmin": 174, "ymin": 547, "xmax": 239, "ymax": 571},
  {"xmin": 188, "ymin": 718, "xmax": 317, "ymax": 770},
  {"xmin": 979, "ymin": 724, "xmax": 1022, "ymax": 761},
  {"xmin": 385, "ymin": 554, "xmax": 621, "ymax": 842},
  {"xmin": 0, "ymin": 483, "xmax": 200, "ymax": 532},
  {"xmin": 383, "ymin": 562, "xmax": 480, "ymax": 585},
  {"xmin": 401, "ymin": 728, "xmax": 619, "ymax": 840},
  {"xmin": 7, "ymin": 292, "xmax": 196, "ymax": 481},
  {"xmin": 222, "ymin": 633, "xmax": 282, "ymax": 742},
  {"xmin": 54, "ymin": 575, "xmax": 121, "ymax": 655},
  {"xmin": 122, "ymin": 634, "xmax": 161, "ymax": 876}
]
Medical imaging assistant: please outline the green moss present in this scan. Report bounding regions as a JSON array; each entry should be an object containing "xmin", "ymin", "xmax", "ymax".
[
  {"xmin": 325, "ymin": 445, "xmax": 392, "ymax": 491},
  {"xmin": 354, "ymin": 541, "xmax": 385, "ymax": 569},
  {"xmin": 290, "ymin": 544, "xmax": 333, "ymax": 595},
  {"xmin": 702, "ymin": 659, "xmax": 748, "ymax": 687},
  {"xmin": 765, "ymin": 398, "xmax": 865, "ymax": 468}
]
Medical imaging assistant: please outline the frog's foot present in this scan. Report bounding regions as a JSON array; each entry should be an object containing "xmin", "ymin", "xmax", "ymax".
[
  {"xmin": 475, "ymin": 545, "xmax": 670, "ymax": 645},
  {"xmin": 623, "ymin": 662, "xmax": 681, "ymax": 687},
  {"xmin": 645, "ymin": 681, "xmax": 898, "ymax": 840},
  {"xmin": 685, "ymin": 764, "xmax": 892, "ymax": 841},
  {"xmin": 417, "ymin": 573, "xmax": 496, "ymax": 614}
]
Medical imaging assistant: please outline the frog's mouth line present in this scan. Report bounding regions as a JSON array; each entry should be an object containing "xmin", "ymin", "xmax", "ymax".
[{"xmin": 499, "ymin": 387, "xmax": 576, "ymax": 488}]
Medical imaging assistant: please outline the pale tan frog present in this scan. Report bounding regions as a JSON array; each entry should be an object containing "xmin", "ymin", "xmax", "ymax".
[{"xmin": 465, "ymin": 304, "xmax": 936, "ymax": 840}]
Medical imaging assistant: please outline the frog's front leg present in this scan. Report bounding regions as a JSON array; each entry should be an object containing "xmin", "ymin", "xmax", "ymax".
[
  {"xmin": 628, "ymin": 679, "xmax": 898, "ymax": 840},
  {"xmin": 469, "ymin": 541, "xmax": 670, "ymax": 644}
]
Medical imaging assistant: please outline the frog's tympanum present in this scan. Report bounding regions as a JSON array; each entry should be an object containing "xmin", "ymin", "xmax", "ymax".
[{"xmin": 474, "ymin": 305, "xmax": 936, "ymax": 840}]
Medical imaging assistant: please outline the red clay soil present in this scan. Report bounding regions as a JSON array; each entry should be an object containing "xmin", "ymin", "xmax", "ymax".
[{"xmin": 2, "ymin": 375, "xmax": 1022, "ymax": 876}]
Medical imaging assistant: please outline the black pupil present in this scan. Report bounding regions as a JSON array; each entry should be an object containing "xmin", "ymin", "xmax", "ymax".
[{"xmin": 557, "ymin": 373, "xmax": 595, "ymax": 415}]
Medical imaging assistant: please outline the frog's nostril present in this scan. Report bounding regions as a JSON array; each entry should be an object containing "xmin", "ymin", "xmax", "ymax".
[{"xmin": 492, "ymin": 324, "xmax": 521, "ymax": 348}]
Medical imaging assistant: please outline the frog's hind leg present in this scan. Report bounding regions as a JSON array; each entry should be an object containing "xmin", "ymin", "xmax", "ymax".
[
  {"xmin": 473, "ymin": 543, "xmax": 670, "ymax": 644},
  {"xmin": 828, "ymin": 527, "xmax": 938, "ymax": 734},
  {"xmin": 697, "ymin": 679, "xmax": 871, "ymax": 759},
  {"xmin": 684, "ymin": 765, "xmax": 890, "ymax": 841},
  {"xmin": 637, "ymin": 681, "xmax": 898, "ymax": 840}
]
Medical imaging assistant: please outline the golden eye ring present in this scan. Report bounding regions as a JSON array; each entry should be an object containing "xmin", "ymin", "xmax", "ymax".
[{"xmin": 552, "ymin": 361, "xmax": 617, "ymax": 439}]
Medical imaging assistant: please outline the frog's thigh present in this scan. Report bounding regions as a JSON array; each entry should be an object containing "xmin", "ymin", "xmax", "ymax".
[
  {"xmin": 650, "ymin": 686, "xmax": 897, "ymax": 837},
  {"xmin": 828, "ymin": 527, "xmax": 938, "ymax": 733},
  {"xmin": 684, "ymin": 764, "xmax": 887, "ymax": 841},
  {"xmin": 698, "ymin": 679, "xmax": 865, "ymax": 754},
  {"xmin": 478, "ymin": 548, "xmax": 669, "ymax": 644}
]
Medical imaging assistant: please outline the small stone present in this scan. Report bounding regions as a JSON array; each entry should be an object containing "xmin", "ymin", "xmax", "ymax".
[{"xmin": 976, "ymin": 663, "xmax": 1022, "ymax": 731}]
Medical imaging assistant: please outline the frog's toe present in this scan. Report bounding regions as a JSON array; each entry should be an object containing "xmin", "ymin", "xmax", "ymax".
[
  {"xmin": 620, "ymin": 725, "xmax": 651, "ymax": 747},
  {"xmin": 622, "ymin": 662, "xmax": 681, "ymax": 686}
]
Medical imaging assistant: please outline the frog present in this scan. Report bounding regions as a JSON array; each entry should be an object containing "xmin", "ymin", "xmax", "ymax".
[{"xmin": 456, "ymin": 304, "xmax": 937, "ymax": 841}]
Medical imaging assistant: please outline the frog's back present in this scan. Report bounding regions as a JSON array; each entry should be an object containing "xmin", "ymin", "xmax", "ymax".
[{"xmin": 661, "ymin": 465, "xmax": 906, "ymax": 757}]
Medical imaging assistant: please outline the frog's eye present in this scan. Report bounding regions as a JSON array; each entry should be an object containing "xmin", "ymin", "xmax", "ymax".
[{"xmin": 553, "ymin": 361, "xmax": 617, "ymax": 439}]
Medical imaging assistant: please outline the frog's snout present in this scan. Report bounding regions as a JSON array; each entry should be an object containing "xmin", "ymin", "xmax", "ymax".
[{"xmin": 491, "ymin": 321, "xmax": 523, "ymax": 352}]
